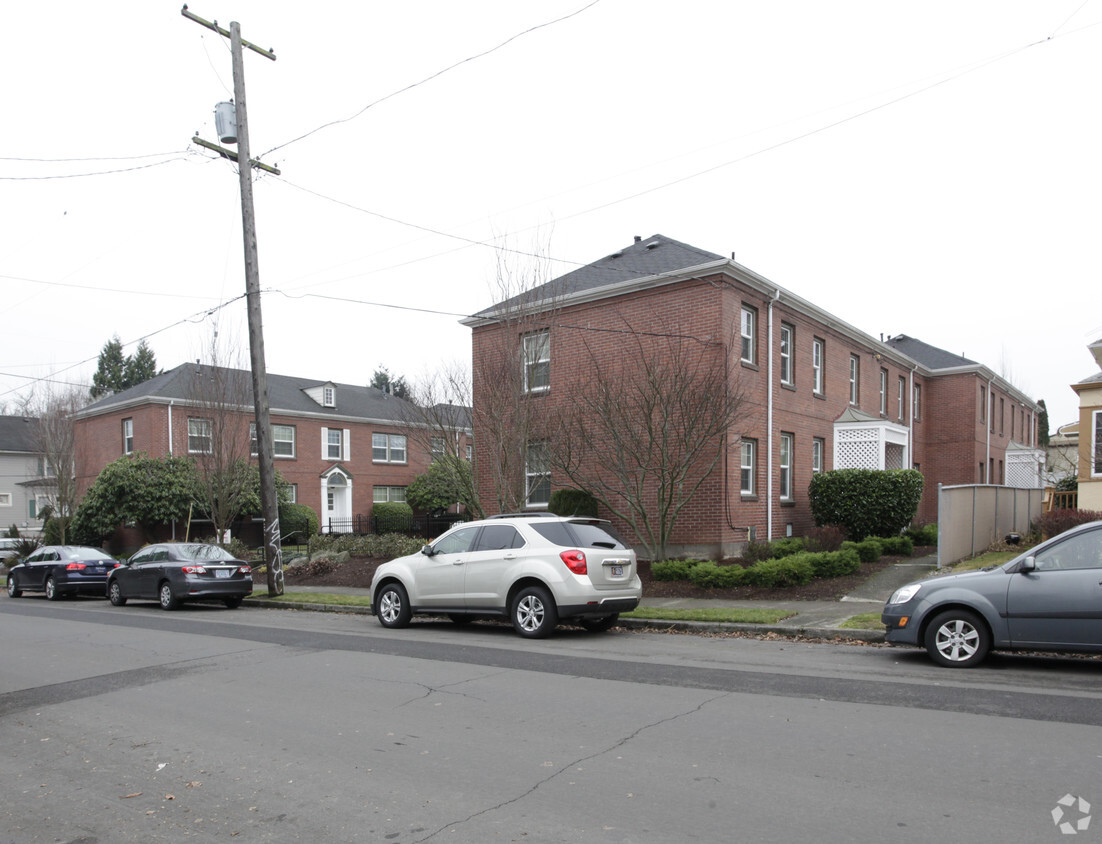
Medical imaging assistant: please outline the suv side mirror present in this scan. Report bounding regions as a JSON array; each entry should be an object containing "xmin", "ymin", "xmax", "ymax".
[
  {"xmin": 1019, "ymin": 556, "xmax": 1036, "ymax": 573},
  {"xmin": 421, "ymin": 545, "xmax": 434, "ymax": 557}
]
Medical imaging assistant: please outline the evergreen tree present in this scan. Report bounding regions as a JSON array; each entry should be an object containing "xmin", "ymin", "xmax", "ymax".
[
  {"xmin": 90, "ymin": 336, "xmax": 159, "ymax": 399},
  {"xmin": 370, "ymin": 367, "xmax": 411, "ymax": 400},
  {"xmin": 125, "ymin": 340, "xmax": 159, "ymax": 387},
  {"xmin": 90, "ymin": 336, "xmax": 127, "ymax": 399},
  {"xmin": 1037, "ymin": 398, "xmax": 1050, "ymax": 447}
]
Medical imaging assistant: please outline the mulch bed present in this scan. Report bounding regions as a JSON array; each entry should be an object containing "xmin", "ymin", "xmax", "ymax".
[{"xmin": 282, "ymin": 552, "xmax": 926, "ymax": 602}]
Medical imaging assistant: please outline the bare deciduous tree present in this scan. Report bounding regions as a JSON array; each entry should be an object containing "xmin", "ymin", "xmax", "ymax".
[
  {"xmin": 404, "ymin": 363, "xmax": 482, "ymax": 517},
  {"xmin": 186, "ymin": 347, "xmax": 255, "ymax": 543},
  {"xmin": 32, "ymin": 386, "xmax": 88, "ymax": 543},
  {"xmin": 550, "ymin": 327, "xmax": 746, "ymax": 560}
]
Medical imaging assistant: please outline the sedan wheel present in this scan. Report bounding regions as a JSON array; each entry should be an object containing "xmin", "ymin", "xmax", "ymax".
[
  {"xmin": 511, "ymin": 585, "xmax": 558, "ymax": 639},
  {"xmin": 924, "ymin": 609, "xmax": 990, "ymax": 668},
  {"xmin": 376, "ymin": 582, "xmax": 411, "ymax": 628},
  {"xmin": 159, "ymin": 581, "xmax": 180, "ymax": 611},
  {"xmin": 45, "ymin": 576, "xmax": 61, "ymax": 601},
  {"xmin": 223, "ymin": 596, "xmax": 243, "ymax": 609},
  {"xmin": 7, "ymin": 576, "xmax": 21, "ymax": 598},
  {"xmin": 108, "ymin": 580, "xmax": 127, "ymax": 606}
]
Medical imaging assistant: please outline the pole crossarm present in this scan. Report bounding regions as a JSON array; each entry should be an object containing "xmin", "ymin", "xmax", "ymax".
[
  {"xmin": 191, "ymin": 136, "xmax": 282, "ymax": 175},
  {"xmin": 180, "ymin": 5, "xmax": 276, "ymax": 60}
]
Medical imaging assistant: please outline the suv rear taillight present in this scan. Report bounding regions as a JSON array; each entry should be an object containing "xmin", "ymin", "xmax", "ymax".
[{"xmin": 559, "ymin": 549, "xmax": 587, "ymax": 575}]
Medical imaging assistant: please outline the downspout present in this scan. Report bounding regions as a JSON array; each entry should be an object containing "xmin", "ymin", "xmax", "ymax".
[
  {"xmin": 908, "ymin": 366, "xmax": 917, "ymax": 468},
  {"xmin": 766, "ymin": 288, "xmax": 780, "ymax": 541},
  {"xmin": 986, "ymin": 377, "xmax": 993, "ymax": 483},
  {"xmin": 168, "ymin": 401, "xmax": 175, "ymax": 540}
]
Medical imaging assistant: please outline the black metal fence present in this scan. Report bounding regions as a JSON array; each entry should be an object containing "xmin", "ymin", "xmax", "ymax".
[{"xmin": 322, "ymin": 513, "xmax": 467, "ymax": 540}]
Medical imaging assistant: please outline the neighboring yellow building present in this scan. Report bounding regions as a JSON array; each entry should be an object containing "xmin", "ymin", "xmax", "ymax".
[{"xmin": 1073, "ymin": 338, "xmax": 1102, "ymax": 511}]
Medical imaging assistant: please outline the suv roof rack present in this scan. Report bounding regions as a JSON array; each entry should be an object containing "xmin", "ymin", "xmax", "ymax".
[{"xmin": 486, "ymin": 512, "xmax": 559, "ymax": 519}]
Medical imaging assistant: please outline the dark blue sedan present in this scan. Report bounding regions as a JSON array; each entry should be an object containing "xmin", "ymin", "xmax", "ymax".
[{"xmin": 6, "ymin": 546, "xmax": 120, "ymax": 600}]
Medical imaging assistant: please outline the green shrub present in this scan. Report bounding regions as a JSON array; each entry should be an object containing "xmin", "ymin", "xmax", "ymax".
[
  {"xmin": 688, "ymin": 561, "xmax": 746, "ymax": 588},
  {"xmin": 308, "ymin": 532, "xmax": 424, "ymax": 559},
  {"xmin": 879, "ymin": 535, "xmax": 914, "ymax": 556},
  {"xmin": 280, "ymin": 503, "xmax": 319, "ymax": 543},
  {"xmin": 905, "ymin": 523, "xmax": 938, "ymax": 546},
  {"xmin": 742, "ymin": 540, "xmax": 775, "ymax": 562},
  {"xmin": 805, "ymin": 548, "xmax": 860, "ymax": 578},
  {"xmin": 372, "ymin": 502, "xmax": 414, "ymax": 533},
  {"xmin": 650, "ymin": 559, "xmax": 703, "ymax": 581},
  {"xmin": 770, "ymin": 538, "xmax": 805, "ymax": 559},
  {"xmin": 809, "ymin": 468, "xmax": 924, "ymax": 540},
  {"xmin": 548, "ymin": 488, "xmax": 599, "ymax": 518},
  {"xmin": 853, "ymin": 539, "xmax": 882, "ymax": 563},
  {"xmin": 42, "ymin": 516, "xmax": 73, "ymax": 546},
  {"xmin": 743, "ymin": 556, "xmax": 814, "ymax": 587}
]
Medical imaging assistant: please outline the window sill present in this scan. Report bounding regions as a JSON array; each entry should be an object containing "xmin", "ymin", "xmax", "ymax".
[
  {"xmin": 780, "ymin": 382, "xmax": 796, "ymax": 392},
  {"xmin": 779, "ymin": 500, "xmax": 796, "ymax": 508},
  {"xmin": 740, "ymin": 361, "xmax": 759, "ymax": 372}
]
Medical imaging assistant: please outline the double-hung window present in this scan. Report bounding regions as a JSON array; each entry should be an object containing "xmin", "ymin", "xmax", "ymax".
[
  {"xmin": 812, "ymin": 437, "xmax": 824, "ymax": 474},
  {"xmin": 740, "ymin": 439, "xmax": 756, "ymax": 496},
  {"xmin": 525, "ymin": 440, "xmax": 550, "ymax": 507},
  {"xmin": 122, "ymin": 418, "xmax": 134, "ymax": 455},
  {"xmin": 848, "ymin": 355, "xmax": 860, "ymax": 405},
  {"xmin": 1093, "ymin": 411, "xmax": 1102, "ymax": 476},
  {"xmin": 913, "ymin": 384, "xmax": 922, "ymax": 420},
  {"xmin": 372, "ymin": 433, "xmax": 406, "ymax": 464},
  {"xmin": 523, "ymin": 330, "xmax": 550, "ymax": 393},
  {"xmin": 373, "ymin": 486, "xmax": 407, "ymax": 503},
  {"xmin": 251, "ymin": 423, "xmax": 296, "ymax": 458},
  {"xmin": 431, "ymin": 437, "xmax": 446, "ymax": 459},
  {"xmin": 779, "ymin": 433, "xmax": 793, "ymax": 501},
  {"xmin": 780, "ymin": 323, "xmax": 794, "ymax": 386},
  {"xmin": 879, "ymin": 368, "xmax": 888, "ymax": 415},
  {"xmin": 812, "ymin": 338, "xmax": 824, "ymax": 395},
  {"xmin": 898, "ymin": 377, "xmax": 906, "ymax": 421},
  {"xmin": 188, "ymin": 418, "xmax": 212, "ymax": 454},
  {"xmin": 740, "ymin": 306, "xmax": 756, "ymax": 364}
]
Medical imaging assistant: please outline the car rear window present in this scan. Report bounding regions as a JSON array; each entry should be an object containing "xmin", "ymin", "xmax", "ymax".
[
  {"xmin": 530, "ymin": 521, "xmax": 627, "ymax": 550},
  {"xmin": 180, "ymin": 544, "xmax": 236, "ymax": 561}
]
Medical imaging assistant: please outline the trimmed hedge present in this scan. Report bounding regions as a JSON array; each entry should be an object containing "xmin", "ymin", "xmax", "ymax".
[
  {"xmin": 769, "ymin": 538, "xmax": 805, "ymax": 559},
  {"xmin": 372, "ymin": 501, "xmax": 414, "ymax": 533},
  {"xmin": 743, "ymin": 556, "xmax": 814, "ymax": 587},
  {"xmin": 688, "ymin": 561, "xmax": 746, "ymax": 588},
  {"xmin": 652, "ymin": 559, "xmax": 704, "ymax": 581},
  {"xmin": 879, "ymin": 535, "xmax": 914, "ymax": 556},
  {"xmin": 809, "ymin": 468, "xmax": 924, "ymax": 540},
  {"xmin": 905, "ymin": 523, "xmax": 938, "ymax": 546}
]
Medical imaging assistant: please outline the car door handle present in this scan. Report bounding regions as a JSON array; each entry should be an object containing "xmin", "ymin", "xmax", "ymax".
[{"xmin": 452, "ymin": 560, "xmax": 465, "ymax": 566}]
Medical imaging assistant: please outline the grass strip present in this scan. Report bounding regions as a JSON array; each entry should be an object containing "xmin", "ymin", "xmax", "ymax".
[
  {"xmin": 247, "ymin": 591, "xmax": 373, "ymax": 608},
  {"xmin": 838, "ymin": 611, "xmax": 885, "ymax": 630},
  {"xmin": 624, "ymin": 606, "xmax": 795, "ymax": 624}
]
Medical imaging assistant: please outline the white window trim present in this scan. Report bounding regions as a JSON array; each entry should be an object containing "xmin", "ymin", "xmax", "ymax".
[
  {"xmin": 372, "ymin": 432, "xmax": 407, "ymax": 464},
  {"xmin": 779, "ymin": 433, "xmax": 793, "ymax": 501},
  {"xmin": 780, "ymin": 323, "xmax": 794, "ymax": 386},
  {"xmin": 879, "ymin": 368, "xmax": 888, "ymax": 416},
  {"xmin": 740, "ymin": 306, "xmax": 756, "ymax": 364},
  {"xmin": 849, "ymin": 356, "xmax": 859, "ymax": 405},
  {"xmin": 188, "ymin": 417, "xmax": 212, "ymax": 454},
  {"xmin": 812, "ymin": 437, "xmax": 824, "ymax": 474},
  {"xmin": 525, "ymin": 440, "xmax": 550, "ymax": 507},
  {"xmin": 0, "ymin": 492, "xmax": 11, "ymax": 507},
  {"xmin": 123, "ymin": 418, "xmax": 134, "ymax": 455},
  {"xmin": 812, "ymin": 338, "xmax": 824, "ymax": 395},
  {"xmin": 740, "ymin": 439, "xmax": 756, "ymax": 496},
  {"xmin": 523, "ymin": 330, "xmax": 551, "ymax": 394},
  {"xmin": 322, "ymin": 427, "xmax": 350, "ymax": 462}
]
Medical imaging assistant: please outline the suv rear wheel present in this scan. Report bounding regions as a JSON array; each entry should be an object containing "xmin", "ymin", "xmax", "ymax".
[{"xmin": 512, "ymin": 585, "xmax": 557, "ymax": 639}]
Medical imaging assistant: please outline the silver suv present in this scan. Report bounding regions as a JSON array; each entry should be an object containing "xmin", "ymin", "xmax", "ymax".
[{"xmin": 370, "ymin": 514, "xmax": 642, "ymax": 638}]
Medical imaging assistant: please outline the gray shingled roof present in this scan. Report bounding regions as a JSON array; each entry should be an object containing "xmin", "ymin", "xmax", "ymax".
[
  {"xmin": 473, "ymin": 234, "xmax": 724, "ymax": 318},
  {"xmin": 0, "ymin": 415, "xmax": 40, "ymax": 453},
  {"xmin": 80, "ymin": 363, "xmax": 417, "ymax": 423},
  {"xmin": 884, "ymin": 334, "xmax": 978, "ymax": 370}
]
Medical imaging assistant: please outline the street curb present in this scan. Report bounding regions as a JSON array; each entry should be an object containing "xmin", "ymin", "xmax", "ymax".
[{"xmin": 243, "ymin": 598, "xmax": 885, "ymax": 643}]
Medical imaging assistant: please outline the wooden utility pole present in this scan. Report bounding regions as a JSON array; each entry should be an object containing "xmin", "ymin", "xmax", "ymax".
[{"xmin": 183, "ymin": 7, "xmax": 283, "ymax": 595}]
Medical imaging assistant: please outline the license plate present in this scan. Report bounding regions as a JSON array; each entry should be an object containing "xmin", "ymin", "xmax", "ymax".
[
  {"xmin": 611, "ymin": 565, "xmax": 623, "ymax": 577},
  {"xmin": 215, "ymin": 569, "xmax": 230, "ymax": 579}
]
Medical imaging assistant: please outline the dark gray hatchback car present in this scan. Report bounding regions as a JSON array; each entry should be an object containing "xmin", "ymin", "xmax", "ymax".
[{"xmin": 882, "ymin": 520, "xmax": 1102, "ymax": 667}]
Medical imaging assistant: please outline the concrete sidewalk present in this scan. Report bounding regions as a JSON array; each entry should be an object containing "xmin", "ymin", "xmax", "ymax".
[{"xmin": 253, "ymin": 555, "xmax": 939, "ymax": 643}]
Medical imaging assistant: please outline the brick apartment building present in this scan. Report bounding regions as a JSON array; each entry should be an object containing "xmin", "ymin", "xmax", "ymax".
[
  {"xmin": 463, "ymin": 234, "xmax": 1043, "ymax": 559},
  {"xmin": 73, "ymin": 364, "xmax": 470, "ymax": 539}
]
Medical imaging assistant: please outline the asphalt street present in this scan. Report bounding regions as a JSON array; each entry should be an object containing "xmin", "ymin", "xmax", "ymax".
[{"xmin": 3, "ymin": 598, "xmax": 1102, "ymax": 843}]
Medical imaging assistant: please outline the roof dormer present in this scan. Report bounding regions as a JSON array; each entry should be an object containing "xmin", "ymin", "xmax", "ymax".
[{"xmin": 304, "ymin": 381, "xmax": 337, "ymax": 409}]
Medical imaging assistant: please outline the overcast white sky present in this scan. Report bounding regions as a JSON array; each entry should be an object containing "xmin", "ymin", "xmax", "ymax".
[{"xmin": 3, "ymin": 1, "xmax": 1099, "ymax": 427}]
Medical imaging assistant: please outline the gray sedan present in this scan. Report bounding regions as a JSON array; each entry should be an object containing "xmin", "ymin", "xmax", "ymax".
[
  {"xmin": 108, "ymin": 542, "xmax": 253, "ymax": 610},
  {"xmin": 882, "ymin": 520, "xmax": 1102, "ymax": 667}
]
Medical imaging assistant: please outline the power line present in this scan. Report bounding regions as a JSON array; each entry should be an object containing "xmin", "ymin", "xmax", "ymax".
[{"xmin": 260, "ymin": 0, "xmax": 603, "ymax": 159}]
